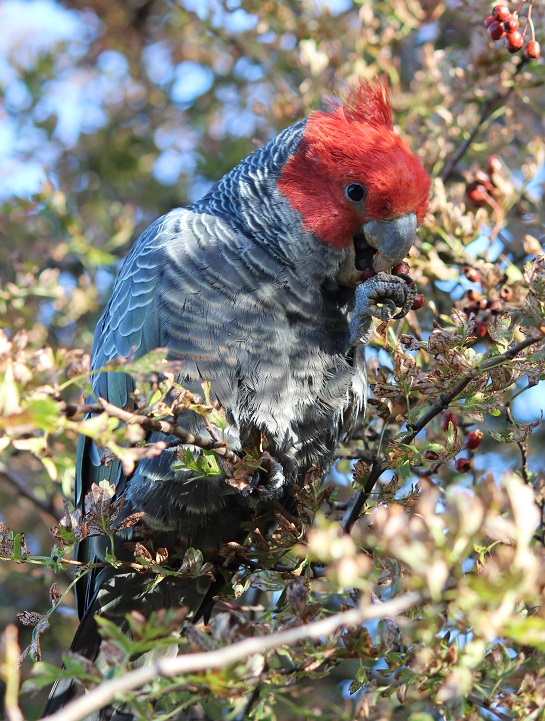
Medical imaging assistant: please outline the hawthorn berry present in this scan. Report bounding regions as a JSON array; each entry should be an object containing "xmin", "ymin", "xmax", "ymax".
[
  {"xmin": 466, "ymin": 289, "xmax": 481, "ymax": 302},
  {"xmin": 466, "ymin": 182, "xmax": 488, "ymax": 207},
  {"xmin": 492, "ymin": 5, "xmax": 511, "ymax": 21},
  {"xmin": 411, "ymin": 293, "xmax": 425, "ymax": 311},
  {"xmin": 500, "ymin": 285, "xmax": 513, "ymax": 301},
  {"xmin": 488, "ymin": 21, "xmax": 506, "ymax": 40},
  {"xmin": 506, "ymin": 31, "xmax": 524, "ymax": 52},
  {"xmin": 525, "ymin": 40, "xmax": 541, "ymax": 59},
  {"xmin": 484, "ymin": 15, "xmax": 495, "ymax": 28},
  {"xmin": 462, "ymin": 266, "xmax": 480, "ymax": 283},
  {"xmin": 441, "ymin": 411, "xmax": 458, "ymax": 432},
  {"xmin": 454, "ymin": 457, "xmax": 472, "ymax": 473},
  {"xmin": 503, "ymin": 16, "xmax": 519, "ymax": 33},
  {"xmin": 392, "ymin": 261, "xmax": 410, "ymax": 276},
  {"xmin": 465, "ymin": 429, "xmax": 484, "ymax": 450},
  {"xmin": 473, "ymin": 321, "xmax": 488, "ymax": 338}
]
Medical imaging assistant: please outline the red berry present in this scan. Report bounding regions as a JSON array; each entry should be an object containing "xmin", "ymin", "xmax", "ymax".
[
  {"xmin": 466, "ymin": 289, "xmax": 481, "ymax": 302},
  {"xmin": 424, "ymin": 450, "xmax": 440, "ymax": 461},
  {"xmin": 488, "ymin": 300, "xmax": 502, "ymax": 313},
  {"xmin": 392, "ymin": 261, "xmax": 410, "ymax": 276},
  {"xmin": 466, "ymin": 182, "xmax": 488, "ymax": 207},
  {"xmin": 488, "ymin": 21, "xmax": 506, "ymax": 40},
  {"xmin": 359, "ymin": 268, "xmax": 377, "ymax": 281},
  {"xmin": 454, "ymin": 457, "xmax": 472, "ymax": 473},
  {"xmin": 506, "ymin": 31, "xmax": 524, "ymax": 52},
  {"xmin": 500, "ymin": 285, "xmax": 513, "ymax": 301},
  {"xmin": 473, "ymin": 321, "xmax": 488, "ymax": 338},
  {"xmin": 525, "ymin": 41, "xmax": 541, "ymax": 59},
  {"xmin": 465, "ymin": 429, "xmax": 484, "ymax": 450},
  {"xmin": 462, "ymin": 266, "xmax": 480, "ymax": 283},
  {"xmin": 503, "ymin": 16, "xmax": 519, "ymax": 33},
  {"xmin": 486, "ymin": 156, "xmax": 502, "ymax": 175},
  {"xmin": 411, "ymin": 293, "xmax": 425, "ymax": 311},
  {"xmin": 441, "ymin": 411, "xmax": 458, "ymax": 432},
  {"xmin": 484, "ymin": 15, "xmax": 495, "ymax": 28},
  {"xmin": 492, "ymin": 5, "xmax": 510, "ymax": 21}
]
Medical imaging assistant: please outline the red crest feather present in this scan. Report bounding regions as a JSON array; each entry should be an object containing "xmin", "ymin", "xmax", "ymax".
[
  {"xmin": 278, "ymin": 80, "xmax": 431, "ymax": 249},
  {"xmin": 330, "ymin": 81, "xmax": 393, "ymax": 128}
]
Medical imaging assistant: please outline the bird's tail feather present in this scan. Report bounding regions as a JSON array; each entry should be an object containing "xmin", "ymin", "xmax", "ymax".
[{"xmin": 40, "ymin": 571, "xmax": 216, "ymax": 720}]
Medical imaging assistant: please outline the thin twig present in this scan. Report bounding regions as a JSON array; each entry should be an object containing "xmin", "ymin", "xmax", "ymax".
[
  {"xmin": 505, "ymin": 403, "xmax": 532, "ymax": 484},
  {"xmin": 467, "ymin": 694, "xmax": 514, "ymax": 721},
  {"xmin": 42, "ymin": 591, "xmax": 422, "ymax": 721},
  {"xmin": 342, "ymin": 458, "xmax": 383, "ymax": 533},
  {"xmin": 97, "ymin": 398, "xmax": 241, "ymax": 464},
  {"xmin": 235, "ymin": 683, "xmax": 262, "ymax": 721},
  {"xmin": 59, "ymin": 401, "xmax": 105, "ymax": 418},
  {"xmin": 403, "ymin": 335, "xmax": 543, "ymax": 445},
  {"xmin": 341, "ymin": 335, "xmax": 543, "ymax": 533},
  {"xmin": 441, "ymin": 61, "xmax": 528, "ymax": 183},
  {"xmin": 0, "ymin": 462, "xmax": 57, "ymax": 519},
  {"xmin": 60, "ymin": 399, "xmax": 241, "ymax": 463}
]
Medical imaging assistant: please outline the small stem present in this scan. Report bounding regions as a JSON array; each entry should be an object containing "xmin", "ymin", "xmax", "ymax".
[
  {"xmin": 97, "ymin": 398, "xmax": 241, "ymax": 464},
  {"xmin": 341, "ymin": 334, "xmax": 542, "ymax": 533},
  {"xmin": 0, "ymin": 462, "xmax": 57, "ymax": 520},
  {"xmin": 441, "ymin": 61, "xmax": 527, "ymax": 183}
]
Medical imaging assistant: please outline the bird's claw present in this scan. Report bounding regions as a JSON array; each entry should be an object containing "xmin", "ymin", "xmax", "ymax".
[
  {"xmin": 349, "ymin": 272, "xmax": 417, "ymax": 346},
  {"xmin": 359, "ymin": 272, "xmax": 416, "ymax": 321},
  {"xmin": 244, "ymin": 454, "xmax": 286, "ymax": 509}
]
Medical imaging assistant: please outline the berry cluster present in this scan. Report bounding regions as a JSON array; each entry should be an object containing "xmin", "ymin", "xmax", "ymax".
[
  {"xmin": 459, "ymin": 266, "xmax": 513, "ymax": 339},
  {"xmin": 465, "ymin": 156, "xmax": 502, "ymax": 209},
  {"xmin": 423, "ymin": 413, "xmax": 484, "ymax": 472},
  {"xmin": 484, "ymin": 3, "xmax": 541, "ymax": 59},
  {"xmin": 443, "ymin": 413, "xmax": 484, "ymax": 474}
]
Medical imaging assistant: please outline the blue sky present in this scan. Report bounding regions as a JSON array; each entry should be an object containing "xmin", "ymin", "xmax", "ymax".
[{"xmin": 0, "ymin": 0, "xmax": 353, "ymax": 198}]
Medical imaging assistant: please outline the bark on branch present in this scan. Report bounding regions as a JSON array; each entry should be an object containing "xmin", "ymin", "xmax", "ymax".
[
  {"xmin": 42, "ymin": 591, "xmax": 422, "ymax": 721},
  {"xmin": 342, "ymin": 333, "xmax": 544, "ymax": 533},
  {"xmin": 59, "ymin": 399, "xmax": 241, "ymax": 464}
]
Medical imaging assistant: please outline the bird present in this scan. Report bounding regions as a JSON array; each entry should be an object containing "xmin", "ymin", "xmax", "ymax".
[{"xmin": 42, "ymin": 80, "xmax": 431, "ymax": 719}]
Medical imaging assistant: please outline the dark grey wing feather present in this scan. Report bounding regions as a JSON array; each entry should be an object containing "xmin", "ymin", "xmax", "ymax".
[{"xmin": 74, "ymin": 208, "xmax": 259, "ymax": 617}]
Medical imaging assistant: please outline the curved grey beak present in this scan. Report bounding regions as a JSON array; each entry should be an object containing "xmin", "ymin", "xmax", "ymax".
[{"xmin": 362, "ymin": 212, "xmax": 417, "ymax": 272}]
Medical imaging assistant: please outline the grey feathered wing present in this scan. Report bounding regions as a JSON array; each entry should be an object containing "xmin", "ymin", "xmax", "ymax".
[{"xmin": 42, "ymin": 208, "xmax": 265, "ymax": 717}]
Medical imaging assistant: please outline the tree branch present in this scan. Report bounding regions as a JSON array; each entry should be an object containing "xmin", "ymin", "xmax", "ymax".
[
  {"xmin": 0, "ymin": 462, "xmax": 57, "ymax": 520},
  {"xmin": 440, "ymin": 60, "xmax": 527, "ymax": 182},
  {"xmin": 43, "ymin": 591, "xmax": 421, "ymax": 721},
  {"xmin": 342, "ymin": 334, "xmax": 543, "ymax": 533},
  {"xmin": 60, "ymin": 398, "xmax": 241, "ymax": 464},
  {"xmin": 403, "ymin": 334, "xmax": 543, "ymax": 445}
]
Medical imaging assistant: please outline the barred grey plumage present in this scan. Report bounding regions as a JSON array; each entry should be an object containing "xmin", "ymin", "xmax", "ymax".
[{"xmin": 42, "ymin": 82, "xmax": 430, "ymax": 720}]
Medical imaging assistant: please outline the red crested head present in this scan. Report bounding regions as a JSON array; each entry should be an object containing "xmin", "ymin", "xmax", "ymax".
[{"xmin": 277, "ymin": 81, "xmax": 431, "ymax": 250}]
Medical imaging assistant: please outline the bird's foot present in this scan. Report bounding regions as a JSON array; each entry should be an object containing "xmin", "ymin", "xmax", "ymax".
[
  {"xmin": 224, "ymin": 451, "xmax": 287, "ymax": 508},
  {"xmin": 350, "ymin": 273, "xmax": 416, "ymax": 345},
  {"xmin": 247, "ymin": 452, "xmax": 287, "ymax": 509}
]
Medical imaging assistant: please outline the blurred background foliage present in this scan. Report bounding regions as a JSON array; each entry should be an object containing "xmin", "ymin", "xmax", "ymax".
[{"xmin": 1, "ymin": 0, "xmax": 545, "ymax": 719}]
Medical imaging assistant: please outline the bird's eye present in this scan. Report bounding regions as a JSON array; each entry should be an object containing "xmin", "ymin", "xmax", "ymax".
[{"xmin": 345, "ymin": 183, "xmax": 366, "ymax": 203}]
